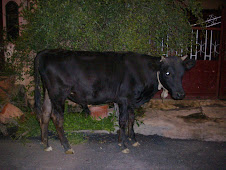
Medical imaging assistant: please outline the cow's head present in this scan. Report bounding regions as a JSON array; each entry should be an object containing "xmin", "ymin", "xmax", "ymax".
[{"xmin": 159, "ymin": 56, "xmax": 196, "ymax": 100}]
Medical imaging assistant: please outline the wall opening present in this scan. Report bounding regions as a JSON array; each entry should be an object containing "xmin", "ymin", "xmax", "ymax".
[{"xmin": 6, "ymin": 1, "xmax": 19, "ymax": 40}]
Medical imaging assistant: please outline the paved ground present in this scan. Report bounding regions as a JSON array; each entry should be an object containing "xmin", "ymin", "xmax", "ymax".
[
  {"xmin": 134, "ymin": 99, "xmax": 226, "ymax": 142},
  {"xmin": 0, "ymin": 134, "xmax": 225, "ymax": 170},
  {"xmin": 0, "ymin": 99, "xmax": 225, "ymax": 169}
]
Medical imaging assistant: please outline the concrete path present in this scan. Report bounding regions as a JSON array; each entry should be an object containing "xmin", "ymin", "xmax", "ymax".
[{"xmin": 135, "ymin": 99, "xmax": 226, "ymax": 142}]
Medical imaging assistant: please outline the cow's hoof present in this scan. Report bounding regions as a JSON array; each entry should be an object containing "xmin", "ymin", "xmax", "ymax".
[
  {"xmin": 132, "ymin": 142, "xmax": 140, "ymax": 147},
  {"xmin": 122, "ymin": 148, "xmax": 130, "ymax": 154},
  {"xmin": 65, "ymin": 148, "xmax": 74, "ymax": 154},
  {"xmin": 44, "ymin": 146, "xmax": 53, "ymax": 152}
]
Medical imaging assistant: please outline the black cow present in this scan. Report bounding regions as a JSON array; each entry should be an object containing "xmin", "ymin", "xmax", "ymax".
[{"xmin": 34, "ymin": 49, "xmax": 195, "ymax": 154}]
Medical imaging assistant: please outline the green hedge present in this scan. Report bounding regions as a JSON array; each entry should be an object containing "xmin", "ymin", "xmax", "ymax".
[{"xmin": 11, "ymin": 0, "xmax": 202, "ymax": 76}]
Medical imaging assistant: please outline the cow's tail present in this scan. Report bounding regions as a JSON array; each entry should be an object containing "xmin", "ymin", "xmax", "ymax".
[{"xmin": 34, "ymin": 53, "xmax": 42, "ymax": 117}]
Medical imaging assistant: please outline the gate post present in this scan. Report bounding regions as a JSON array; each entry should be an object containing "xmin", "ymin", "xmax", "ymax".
[{"xmin": 218, "ymin": 7, "xmax": 226, "ymax": 99}]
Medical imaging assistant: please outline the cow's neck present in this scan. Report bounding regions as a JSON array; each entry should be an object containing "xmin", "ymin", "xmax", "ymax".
[{"xmin": 157, "ymin": 71, "xmax": 168, "ymax": 99}]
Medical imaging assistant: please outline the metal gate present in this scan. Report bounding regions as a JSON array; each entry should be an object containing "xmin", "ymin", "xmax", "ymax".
[
  {"xmin": 156, "ymin": 10, "xmax": 225, "ymax": 99},
  {"xmin": 183, "ymin": 10, "xmax": 225, "ymax": 99}
]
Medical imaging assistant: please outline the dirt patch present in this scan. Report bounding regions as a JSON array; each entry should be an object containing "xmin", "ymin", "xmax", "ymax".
[
  {"xmin": 143, "ymin": 99, "xmax": 226, "ymax": 110},
  {"xmin": 177, "ymin": 112, "xmax": 223, "ymax": 123}
]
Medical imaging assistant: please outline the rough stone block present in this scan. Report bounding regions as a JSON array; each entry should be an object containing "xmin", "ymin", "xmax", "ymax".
[{"xmin": 0, "ymin": 103, "xmax": 23, "ymax": 124}]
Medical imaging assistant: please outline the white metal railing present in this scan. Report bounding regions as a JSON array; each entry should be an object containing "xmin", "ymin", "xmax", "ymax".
[
  {"xmin": 189, "ymin": 29, "xmax": 220, "ymax": 61},
  {"xmin": 160, "ymin": 14, "xmax": 221, "ymax": 60},
  {"xmin": 192, "ymin": 15, "xmax": 221, "ymax": 28}
]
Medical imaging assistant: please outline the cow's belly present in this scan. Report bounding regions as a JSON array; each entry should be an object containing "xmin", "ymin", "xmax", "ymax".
[{"xmin": 70, "ymin": 84, "xmax": 118, "ymax": 105}]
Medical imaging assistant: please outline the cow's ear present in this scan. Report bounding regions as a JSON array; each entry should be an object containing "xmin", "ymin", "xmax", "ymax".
[{"xmin": 183, "ymin": 58, "xmax": 196, "ymax": 70}]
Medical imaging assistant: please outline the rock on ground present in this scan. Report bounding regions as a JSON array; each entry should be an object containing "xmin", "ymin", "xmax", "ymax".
[{"xmin": 0, "ymin": 103, "xmax": 23, "ymax": 124}]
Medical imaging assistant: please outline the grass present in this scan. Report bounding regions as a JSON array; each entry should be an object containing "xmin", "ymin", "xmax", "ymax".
[{"xmin": 15, "ymin": 111, "xmax": 117, "ymax": 145}]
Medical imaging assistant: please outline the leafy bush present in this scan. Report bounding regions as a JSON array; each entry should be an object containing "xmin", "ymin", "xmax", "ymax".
[{"xmin": 11, "ymin": 0, "xmax": 203, "ymax": 76}]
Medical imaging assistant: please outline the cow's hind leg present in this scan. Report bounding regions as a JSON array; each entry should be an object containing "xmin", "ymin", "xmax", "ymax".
[
  {"xmin": 40, "ymin": 90, "xmax": 52, "ymax": 151},
  {"xmin": 128, "ymin": 108, "xmax": 140, "ymax": 147},
  {"xmin": 118, "ymin": 100, "xmax": 130, "ymax": 153},
  {"xmin": 51, "ymin": 98, "xmax": 74, "ymax": 154}
]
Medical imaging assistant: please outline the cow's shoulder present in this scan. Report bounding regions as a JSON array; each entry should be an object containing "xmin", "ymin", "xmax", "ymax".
[{"xmin": 123, "ymin": 52, "xmax": 161, "ymax": 72}]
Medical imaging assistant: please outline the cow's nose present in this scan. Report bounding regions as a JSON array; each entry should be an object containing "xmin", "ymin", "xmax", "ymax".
[{"xmin": 177, "ymin": 92, "xmax": 185, "ymax": 99}]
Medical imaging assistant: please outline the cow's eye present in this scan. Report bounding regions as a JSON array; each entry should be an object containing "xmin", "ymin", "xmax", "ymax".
[{"xmin": 165, "ymin": 72, "xmax": 170, "ymax": 76}]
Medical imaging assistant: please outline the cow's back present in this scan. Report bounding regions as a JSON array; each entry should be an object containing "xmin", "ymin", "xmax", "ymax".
[
  {"xmin": 36, "ymin": 49, "xmax": 159, "ymax": 106},
  {"xmin": 37, "ymin": 50, "xmax": 127, "ymax": 104}
]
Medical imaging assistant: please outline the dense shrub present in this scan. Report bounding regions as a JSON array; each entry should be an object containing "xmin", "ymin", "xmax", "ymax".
[{"xmin": 11, "ymin": 0, "xmax": 202, "ymax": 76}]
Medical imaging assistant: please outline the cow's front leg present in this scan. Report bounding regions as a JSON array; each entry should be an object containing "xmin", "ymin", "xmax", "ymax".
[
  {"xmin": 118, "ymin": 100, "xmax": 130, "ymax": 153},
  {"xmin": 128, "ymin": 108, "xmax": 140, "ymax": 147}
]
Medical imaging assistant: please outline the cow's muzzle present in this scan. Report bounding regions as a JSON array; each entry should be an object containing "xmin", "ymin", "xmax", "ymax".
[{"xmin": 172, "ymin": 92, "xmax": 185, "ymax": 100}]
